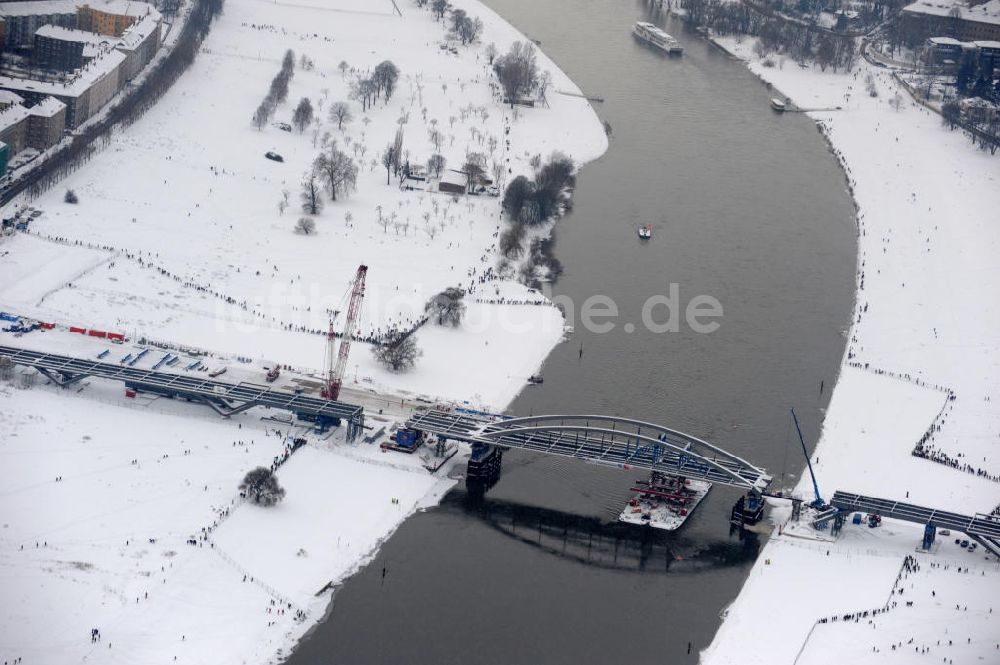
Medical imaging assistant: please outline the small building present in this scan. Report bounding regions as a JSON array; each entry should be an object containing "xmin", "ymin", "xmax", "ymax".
[
  {"xmin": 438, "ymin": 169, "xmax": 467, "ymax": 195},
  {"xmin": 26, "ymin": 96, "xmax": 66, "ymax": 150},
  {"xmin": 959, "ymin": 95, "xmax": 998, "ymax": 121}
]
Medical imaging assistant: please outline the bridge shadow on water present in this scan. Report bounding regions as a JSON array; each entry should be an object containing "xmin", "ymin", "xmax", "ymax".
[{"xmin": 442, "ymin": 489, "xmax": 760, "ymax": 575}]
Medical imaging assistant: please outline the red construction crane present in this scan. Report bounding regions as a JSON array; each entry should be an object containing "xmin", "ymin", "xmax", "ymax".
[{"xmin": 322, "ymin": 264, "xmax": 368, "ymax": 401}]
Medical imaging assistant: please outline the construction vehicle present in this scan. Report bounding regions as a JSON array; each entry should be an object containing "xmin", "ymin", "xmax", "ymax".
[{"xmin": 322, "ymin": 265, "xmax": 368, "ymax": 401}]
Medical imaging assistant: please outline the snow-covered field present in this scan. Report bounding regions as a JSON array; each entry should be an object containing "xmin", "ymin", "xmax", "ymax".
[
  {"xmin": 701, "ymin": 37, "xmax": 1000, "ymax": 664},
  {"xmin": 2, "ymin": 0, "xmax": 606, "ymax": 408},
  {"xmin": 0, "ymin": 0, "xmax": 607, "ymax": 662}
]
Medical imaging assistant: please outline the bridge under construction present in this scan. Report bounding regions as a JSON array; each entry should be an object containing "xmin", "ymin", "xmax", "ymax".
[{"xmin": 0, "ymin": 344, "xmax": 366, "ymax": 440}]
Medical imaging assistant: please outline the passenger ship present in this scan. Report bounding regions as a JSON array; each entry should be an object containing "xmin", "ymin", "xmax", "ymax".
[{"xmin": 632, "ymin": 21, "xmax": 683, "ymax": 55}]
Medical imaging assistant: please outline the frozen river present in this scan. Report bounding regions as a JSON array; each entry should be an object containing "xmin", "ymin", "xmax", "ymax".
[{"xmin": 286, "ymin": 1, "xmax": 857, "ymax": 662}]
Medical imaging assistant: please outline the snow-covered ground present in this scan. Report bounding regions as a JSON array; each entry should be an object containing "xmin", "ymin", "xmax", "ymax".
[
  {"xmin": 0, "ymin": 0, "xmax": 607, "ymax": 663},
  {"xmin": 701, "ymin": 37, "xmax": 1000, "ymax": 664}
]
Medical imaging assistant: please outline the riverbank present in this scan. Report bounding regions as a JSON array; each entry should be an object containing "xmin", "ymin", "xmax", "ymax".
[
  {"xmin": 702, "ymin": 35, "xmax": 1000, "ymax": 664},
  {"xmin": 0, "ymin": 0, "xmax": 608, "ymax": 663}
]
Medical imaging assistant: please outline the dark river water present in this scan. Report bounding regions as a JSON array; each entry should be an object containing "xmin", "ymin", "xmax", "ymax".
[{"xmin": 286, "ymin": 1, "xmax": 857, "ymax": 663}]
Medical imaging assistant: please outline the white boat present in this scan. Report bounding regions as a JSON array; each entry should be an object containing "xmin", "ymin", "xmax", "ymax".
[
  {"xmin": 633, "ymin": 21, "xmax": 683, "ymax": 55},
  {"xmin": 637, "ymin": 224, "xmax": 652, "ymax": 239},
  {"xmin": 618, "ymin": 472, "xmax": 712, "ymax": 531},
  {"xmin": 770, "ymin": 97, "xmax": 787, "ymax": 112}
]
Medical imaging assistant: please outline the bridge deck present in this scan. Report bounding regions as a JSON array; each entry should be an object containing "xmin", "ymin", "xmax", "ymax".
[
  {"xmin": 0, "ymin": 344, "xmax": 363, "ymax": 432},
  {"xmin": 409, "ymin": 410, "xmax": 771, "ymax": 492},
  {"xmin": 830, "ymin": 491, "xmax": 1000, "ymax": 540}
]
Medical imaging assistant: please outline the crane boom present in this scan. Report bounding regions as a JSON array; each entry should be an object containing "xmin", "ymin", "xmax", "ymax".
[{"xmin": 324, "ymin": 265, "xmax": 367, "ymax": 401}]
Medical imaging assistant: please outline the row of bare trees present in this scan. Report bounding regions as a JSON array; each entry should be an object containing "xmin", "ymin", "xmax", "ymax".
[{"xmin": 253, "ymin": 49, "xmax": 296, "ymax": 129}]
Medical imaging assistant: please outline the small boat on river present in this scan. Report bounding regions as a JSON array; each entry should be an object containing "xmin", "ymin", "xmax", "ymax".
[{"xmin": 638, "ymin": 224, "xmax": 652, "ymax": 240}]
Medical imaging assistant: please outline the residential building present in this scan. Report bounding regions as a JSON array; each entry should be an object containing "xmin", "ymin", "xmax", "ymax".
[
  {"xmin": 78, "ymin": 0, "xmax": 160, "ymax": 37},
  {"xmin": 0, "ymin": 141, "xmax": 9, "ymax": 178},
  {"xmin": 903, "ymin": 0, "xmax": 1000, "ymax": 42},
  {"xmin": 0, "ymin": 103, "xmax": 31, "ymax": 155},
  {"xmin": 33, "ymin": 24, "xmax": 117, "ymax": 71},
  {"xmin": 0, "ymin": 0, "xmax": 80, "ymax": 48},
  {"xmin": 115, "ymin": 12, "xmax": 161, "ymax": 81},
  {"xmin": 0, "ymin": 47, "xmax": 125, "ymax": 127},
  {"xmin": 26, "ymin": 96, "xmax": 66, "ymax": 149},
  {"xmin": 0, "ymin": 91, "xmax": 25, "ymax": 111}
]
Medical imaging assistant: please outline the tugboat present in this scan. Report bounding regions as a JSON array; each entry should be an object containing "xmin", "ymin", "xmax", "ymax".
[
  {"xmin": 618, "ymin": 472, "xmax": 712, "ymax": 531},
  {"xmin": 637, "ymin": 224, "xmax": 652, "ymax": 240}
]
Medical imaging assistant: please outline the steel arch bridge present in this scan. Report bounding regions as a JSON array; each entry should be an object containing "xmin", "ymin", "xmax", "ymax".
[{"xmin": 407, "ymin": 410, "xmax": 772, "ymax": 493}]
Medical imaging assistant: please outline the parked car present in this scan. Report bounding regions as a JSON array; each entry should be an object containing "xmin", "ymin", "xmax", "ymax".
[
  {"xmin": 265, "ymin": 151, "xmax": 284, "ymax": 162},
  {"xmin": 275, "ymin": 122, "xmax": 292, "ymax": 132}
]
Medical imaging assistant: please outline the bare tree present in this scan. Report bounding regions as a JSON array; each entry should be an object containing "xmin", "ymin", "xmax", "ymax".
[
  {"xmin": 278, "ymin": 189, "xmax": 289, "ymax": 215},
  {"xmin": 329, "ymin": 101, "xmax": 353, "ymax": 130},
  {"xmin": 499, "ymin": 223, "xmax": 526, "ymax": 259},
  {"xmin": 450, "ymin": 9, "xmax": 483, "ymax": 45},
  {"xmin": 314, "ymin": 143, "xmax": 358, "ymax": 201},
  {"xmin": 295, "ymin": 217, "xmax": 316, "ymax": 234},
  {"xmin": 494, "ymin": 41, "xmax": 538, "ymax": 107},
  {"xmin": 462, "ymin": 152, "xmax": 486, "ymax": 193},
  {"xmin": 292, "ymin": 97, "xmax": 314, "ymax": 132},
  {"xmin": 338, "ymin": 60, "xmax": 350, "ymax": 77},
  {"xmin": 253, "ymin": 101, "xmax": 272, "ymax": 130},
  {"xmin": 425, "ymin": 287, "xmax": 466, "ymax": 326},
  {"xmin": 484, "ymin": 42, "xmax": 498, "ymax": 64},
  {"xmin": 300, "ymin": 172, "xmax": 323, "ymax": 215},
  {"xmin": 427, "ymin": 153, "xmax": 446, "ymax": 178},
  {"xmin": 282, "ymin": 49, "xmax": 296, "ymax": 75},
  {"xmin": 239, "ymin": 467, "xmax": 286, "ymax": 506},
  {"xmin": 350, "ymin": 77, "xmax": 377, "ymax": 111},
  {"xmin": 382, "ymin": 143, "xmax": 398, "ymax": 185},
  {"xmin": 373, "ymin": 60, "xmax": 400, "ymax": 100},
  {"xmin": 372, "ymin": 335, "xmax": 422, "ymax": 372},
  {"xmin": 431, "ymin": 0, "xmax": 449, "ymax": 21}
]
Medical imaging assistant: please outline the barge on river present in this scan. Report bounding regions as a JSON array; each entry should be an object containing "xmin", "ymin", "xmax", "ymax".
[{"xmin": 618, "ymin": 471, "xmax": 711, "ymax": 531}]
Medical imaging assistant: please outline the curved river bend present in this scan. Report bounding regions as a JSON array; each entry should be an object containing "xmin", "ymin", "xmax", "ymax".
[{"xmin": 287, "ymin": 1, "xmax": 857, "ymax": 663}]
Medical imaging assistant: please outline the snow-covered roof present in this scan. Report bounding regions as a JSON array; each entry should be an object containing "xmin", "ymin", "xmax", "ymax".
[
  {"xmin": 27, "ymin": 96, "xmax": 66, "ymax": 117},
  {"xmin": 35, "ymin": 24, "xmax": 119, "ymax": 46},
  {"xmin": 974, "ymin": 39, "xmax": 1000, "ymax": 47},
  {"xmin": 79, "ymin": 0, "xmax": 161, "ymax": 22},
  {"xmin": 0, "ymin": 104, "xmax": 31, "ymax": 131},
  {"xmin": 928, "ymin": 36, "xmax": 965, "ymax": 45},
  {"xmin": 903, "ymin": 0, "xmax": 1000, "ymax": 25},
  {"xmin": 0, "ymin": 1, "xmax": 80, "ymax": 18},
  {"xmin": 0, "ymin": 49, "xmax": 125, "ymax": 97},
  {"xmin": 0, "ymin": 91, "xmax": 25, "ymax": 106},
  {"xmin": 117, "ymin": 12, "xmax": 159, "ymax": 49}
]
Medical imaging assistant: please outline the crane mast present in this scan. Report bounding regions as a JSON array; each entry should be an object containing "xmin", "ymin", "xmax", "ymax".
[{"xmin": 323, "ymin": 265, "xmax": 367, "ymax": 401}]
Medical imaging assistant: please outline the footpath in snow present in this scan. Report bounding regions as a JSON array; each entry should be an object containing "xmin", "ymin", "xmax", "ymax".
[
  {"xmin": 0, "ymin": 0, "xmax": 607, "ymax": 663},
  {"xmin": 701, "ymin": 36, "xmax": 1000, "ymax": 665}
]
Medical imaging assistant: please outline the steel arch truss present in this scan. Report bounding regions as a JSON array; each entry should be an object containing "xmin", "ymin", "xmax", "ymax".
[{"xmin": 408, "ymin": 411, "xmax": 772, "ymax": 492}]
